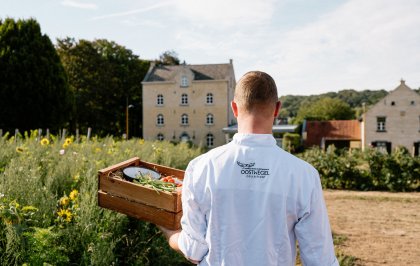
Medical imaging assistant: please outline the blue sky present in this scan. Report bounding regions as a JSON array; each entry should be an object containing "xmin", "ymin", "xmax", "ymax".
[{"xmin": 1, "ymin": 0, "xmax": 420, "ymax": 96}]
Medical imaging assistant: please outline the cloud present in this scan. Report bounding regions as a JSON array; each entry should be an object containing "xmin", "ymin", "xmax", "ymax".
[
  {"xmin": 260, "ymin": 0, "xmax": 420, "ymax": 95},
  {"xmin": 61, "ymin": 0, "xmax": 97, "ymax": 10},
  {"xmin": 90, "ymin": 1, "xmax": 172, "ymax": 21},
  {"xmin": 172, "ymin": 0, "xmax": 276, "ymax": 27}
]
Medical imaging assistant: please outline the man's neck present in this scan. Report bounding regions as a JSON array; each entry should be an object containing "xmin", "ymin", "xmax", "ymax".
[{"xmin": 237, "ymin": 116, "xmax": 273, "ymax": 134}]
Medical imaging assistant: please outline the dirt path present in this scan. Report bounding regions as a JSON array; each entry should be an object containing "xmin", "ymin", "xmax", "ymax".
[{"xmin": 324, "ymin": 190, "xmax": 420, "ymax": 266}]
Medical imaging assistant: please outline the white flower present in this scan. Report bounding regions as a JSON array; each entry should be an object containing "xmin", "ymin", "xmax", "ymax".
[{"xmin": 59, "ymin": 149, "xmax": 65, "ymax": 155}]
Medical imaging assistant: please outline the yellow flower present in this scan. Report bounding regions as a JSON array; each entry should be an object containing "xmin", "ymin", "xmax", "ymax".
[
  {"xmin": 62, "ymin": 142, "xmax": 69, "ymax": 149},
  {"xmin": 57, "ymin": 208, "xmax": 73, "ymax": 222},
  {"xmin": 64, "ymin": 137, "xmax": 73, "ymax": 145},
  {"xmin": 60, "ymin": 196, "xmax": 70, "ymax": 206},
  {"xmin": 69, "ymin": 189, "xmax": 78, "ymax": 201},
  {"xmin": 95, "ymin": 147, "xmax": 101, "ymax": 153},
  {"xmin": 138, "ymin": 139, "xmax": 145, "ymax": 145},
  {"xmin": 15, "ymin": 147, "xmax": 24, "ymax": 153},
  {"xmin": 40, "ymin": 138, "xmax": 50, "ymax": 146}
]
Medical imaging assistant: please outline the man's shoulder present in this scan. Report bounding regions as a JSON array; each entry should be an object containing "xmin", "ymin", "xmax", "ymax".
[
  {"xmin": 276, "ymin": 147, "xmax": 318, "ymax": 174},
  {"xmin": 187, "ymin": 143, "xmax": 230, "ymax": 169}
]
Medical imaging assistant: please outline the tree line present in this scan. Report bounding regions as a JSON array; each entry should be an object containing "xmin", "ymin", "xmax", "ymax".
[
  {"xmin": 2, "ymin": 17, "xmax": 411, "ymax": 137},
  {"xmin": 0, "ymin": 18, "xmax": 180, "ymax": 137}
]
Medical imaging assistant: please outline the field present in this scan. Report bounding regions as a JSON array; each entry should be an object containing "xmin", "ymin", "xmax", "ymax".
[
  {"xmin": 325, "ymin": 190, "xmax": 420, "ymax": 265},
  {"xmin": 0, "ymin": 133, "xmax": 419, "ymax": 265}
]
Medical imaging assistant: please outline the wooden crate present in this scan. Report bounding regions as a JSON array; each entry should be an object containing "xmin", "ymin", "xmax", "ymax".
[{"xmin": 98, "ymin": 157, "xmax": 184, "ymax": 230}]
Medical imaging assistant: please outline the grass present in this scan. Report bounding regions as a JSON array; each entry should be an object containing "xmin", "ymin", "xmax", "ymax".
[{"xmin": 0, "ymin": 131, "xmax": 357, "ymax": 265}]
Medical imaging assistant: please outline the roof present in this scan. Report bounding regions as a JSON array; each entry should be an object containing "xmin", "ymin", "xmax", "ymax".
[
  {"xmin": 143, "ymin": 63, "xmax": 233, "ymax": 82},
  {"xmin": 304, "ymin": 120, "xmax": 360, "ymax": 147},
  {"xmin": 222, "ymin": 124, "xmax": 299, "ymax": 134}
]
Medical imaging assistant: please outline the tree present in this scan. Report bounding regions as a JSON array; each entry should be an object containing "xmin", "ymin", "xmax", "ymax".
[
  {"xmin": 157, "ymin": 50, "xmax": 180, "ymax": 65},
  {"xmin": 0, "ymin": 18, "xmax": 71, "ymax": 133},
  {"xmin": 294, "ymin": 97, "xmax": 355, "ymax": 124},
  {"xmin": 56, "ymin": 38, "xmax": 150, "ymax": 137}
]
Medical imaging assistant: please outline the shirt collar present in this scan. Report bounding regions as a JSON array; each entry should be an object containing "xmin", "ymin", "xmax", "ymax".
[{"xmin": 232, "ymin": 133, "xmax": 277, "ymax": 146}]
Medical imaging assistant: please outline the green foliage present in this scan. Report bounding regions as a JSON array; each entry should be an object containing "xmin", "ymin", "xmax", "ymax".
[
  {"xmin": 157, "ymin": 50, "xmax": 181, "ymax": 65},
  {"xmin": 56, "ymin": 38, "xmax": 150, "ymax": 137},
  {"xmin": 299, "ymin": 146, "xmax": 420, "ymax": 191},
  {"xmin": 282, "ymin": 133, "xmax": 301, "ymax": 153},
  {"xmin": 0, "ymin": 133, "xmax": 201, "ymax": 265},
  {"xmin": 294, "ymin": 97, "xmax": 355, "ymax": 124},
  {"xmin": 0, "ymin": 18, "xmax": 71, "ymax": 132},
  {"xmin": 279, "ymin": 89, "xmax": 388, "ymax": 120}
]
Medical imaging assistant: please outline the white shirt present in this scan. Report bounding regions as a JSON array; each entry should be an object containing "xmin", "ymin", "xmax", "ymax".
[{"xmin": 178, "ymin": 133, "xmax": 339, "ymax": 266}]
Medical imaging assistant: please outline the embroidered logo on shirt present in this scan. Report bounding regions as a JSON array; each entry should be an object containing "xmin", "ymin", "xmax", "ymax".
[{"xmin": 236, "ymin": 161, "xmax": 269, "ymax": 179}]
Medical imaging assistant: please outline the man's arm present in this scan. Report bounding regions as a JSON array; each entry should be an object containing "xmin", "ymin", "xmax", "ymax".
[
  {"xmin": 157, "ymin": 226, "xmax": 199, "ymax": 264},
  {"xmin": 294, "ymin": 171, "xmax": 339, "ymax": 266}
]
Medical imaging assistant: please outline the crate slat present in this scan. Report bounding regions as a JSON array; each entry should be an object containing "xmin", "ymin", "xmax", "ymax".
[{"xmin": 98, "ymin": 191, "xmax": 182, "ymax": 230}]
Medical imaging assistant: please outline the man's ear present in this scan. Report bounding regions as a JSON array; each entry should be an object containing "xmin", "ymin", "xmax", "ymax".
[
  {"xmin": 274, "ymin": 101, "xmax": 281, "ymax": 117},
  {"xmin": 231, "ymin": 101, "xmax": 239, "ymax": 118}
]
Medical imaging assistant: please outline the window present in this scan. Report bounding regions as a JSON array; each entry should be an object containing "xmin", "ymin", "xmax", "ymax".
[
  {"xmin": 206, "ymin": 133, "xmax": 214, "ymax": 147},
  {"xmin": 157, "ymin": 94, "xmax": 164, "ymax": 105},
  {"xmin": 181, "ymin": 93, "xmax": 188, "ymax": 105},
  {"xmin": 181, "ymin": 76, "xmax": 188, "ymax": 87},
  {"xmin": 411, "ymin": 100, "xmax": 416, "ymax": 106},
  {"xmin": 157, "ymin": 133, "xmax": 164, "ymax": 141},
  {"xmin": 391, "ymin": 101, "xmax": 395, "ymax": 106},
  {"xmin": 156, "ymin": 114, "xmax": 164, "ymax": 126},
  {"xmin": 206, "ymin": 113, "xmax": 214, "ymax": 125},
  {"xmin": 376, "ymin": 141, "xmax": 389, "ymax": 154},
  {"xmin": 180, "ymin": 132, "xmax": 190, "ymax": 142},
  {"xmin": 206, "ymin": 93, "xmax": 213, "ymax": 104},
  {"xmin": 376, "ymin": 117, "xmax": 386, "ymax": 132},
  {"xmin": 181, "ymin": 114, "xmax": 189, "ymax": 125}
]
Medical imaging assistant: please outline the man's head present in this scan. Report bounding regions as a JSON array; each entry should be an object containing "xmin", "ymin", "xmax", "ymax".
[{"xmin": 233, "ymin": 71, "xmax": 279, "ymax": 115}]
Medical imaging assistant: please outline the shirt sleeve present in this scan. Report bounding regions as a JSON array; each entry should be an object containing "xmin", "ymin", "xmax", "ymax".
[
  {"xmin": 178, "ymin": 159, "xmax": 209, "ymax": 262},
  {"xmin": 294, "ymin": 169, "xmax": 339, "ymax": 266}
]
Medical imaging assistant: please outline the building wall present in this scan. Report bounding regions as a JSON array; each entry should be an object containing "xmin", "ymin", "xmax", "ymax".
[
  {"xmin": 363, "ymin": 82, "xmax": 420, "ymax": 154},
  {"xmin": 142, "ymin": 78, "xmax": 233, "ymax": 147}
]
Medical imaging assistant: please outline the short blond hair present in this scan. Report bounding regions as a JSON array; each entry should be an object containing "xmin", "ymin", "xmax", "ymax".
[{"xmin": 234, "ymin": 71, "xmax": 278, "ymax": 112}]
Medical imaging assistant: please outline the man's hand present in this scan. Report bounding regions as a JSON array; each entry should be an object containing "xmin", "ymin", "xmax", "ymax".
[{"xmin": 157, "ymin": 225, "xmax": 200, "ymax": 264}]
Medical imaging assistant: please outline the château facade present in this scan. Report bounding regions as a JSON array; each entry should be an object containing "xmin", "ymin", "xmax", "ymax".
[{"xmin": 141, "ymin": 60, "xmax": 236, "ymax": 148}]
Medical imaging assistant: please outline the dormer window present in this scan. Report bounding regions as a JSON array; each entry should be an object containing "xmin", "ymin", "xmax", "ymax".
[{"xmin": 181, "ymin": 76, "xmax": 188, "ymax": 87}]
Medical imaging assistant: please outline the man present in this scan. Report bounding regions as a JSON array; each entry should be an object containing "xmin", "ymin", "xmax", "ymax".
[{"xmin": 159, "ymin": 71, "xmax": 338, "ymax": 265}]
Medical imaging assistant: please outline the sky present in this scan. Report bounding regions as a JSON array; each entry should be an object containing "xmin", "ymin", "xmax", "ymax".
[{"xmin": 1, "ymin": 0, "xmax": 420, "ymax": 96}]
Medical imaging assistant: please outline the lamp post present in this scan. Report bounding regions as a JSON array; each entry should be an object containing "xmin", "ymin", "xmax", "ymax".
[{"xmin": 126, "ymin": 97, "xmax": 134, "ymax": 139}]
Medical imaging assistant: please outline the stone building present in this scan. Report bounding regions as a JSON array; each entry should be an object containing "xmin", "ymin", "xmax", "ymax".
[
  {"xmin": 141, "ymin": 60, "xmax": 236, "ymax": 148},
  {"xmin": 361, "ymin": 80, "xmax": 420, "ymax": 155}
]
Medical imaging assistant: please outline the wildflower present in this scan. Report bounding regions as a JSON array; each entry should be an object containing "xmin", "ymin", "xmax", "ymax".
[
  {"xmin": 138, "ymin": 139, "xmax": 145, "ymax": 145},
  {"xmin": 0, "ymin": 193, "xmax": 4, "ymax": 198},
  {"xmin": 62, "ymin": 142, "xmax": 69, "ymax": 149},
  {"xmin": 59, "ymin": 149, "xmax": 65, "ymax": 155},
  {"xmin": 64, "ymin": 137, "xmax": 73, "ymax": 145},
  {"xmin": 60, "ymin": 196, "xmax": 70, "ymax": 206},
  {"xmin": 57, "ymin": 208, "xmax": 73, "ymax": 222},
  {"xmin": 40, "ymin": 138, "xmax": 50, "ymax": 146},
  {"xmin": 95, "ymin": 147, "xmax": 101, "ymax": 153},
  {"xmin": 15, "ymin": 147, "xmax": 24, "ymax": 153},
  {"xmin": 69, "ymin": 189, "xmax": 78, "ymax": 201}
]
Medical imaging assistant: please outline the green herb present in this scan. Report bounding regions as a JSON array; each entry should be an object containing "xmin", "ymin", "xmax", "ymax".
[{"xmin": 133, "ymin": 173, "xmax": 177, "ymax": 193}]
